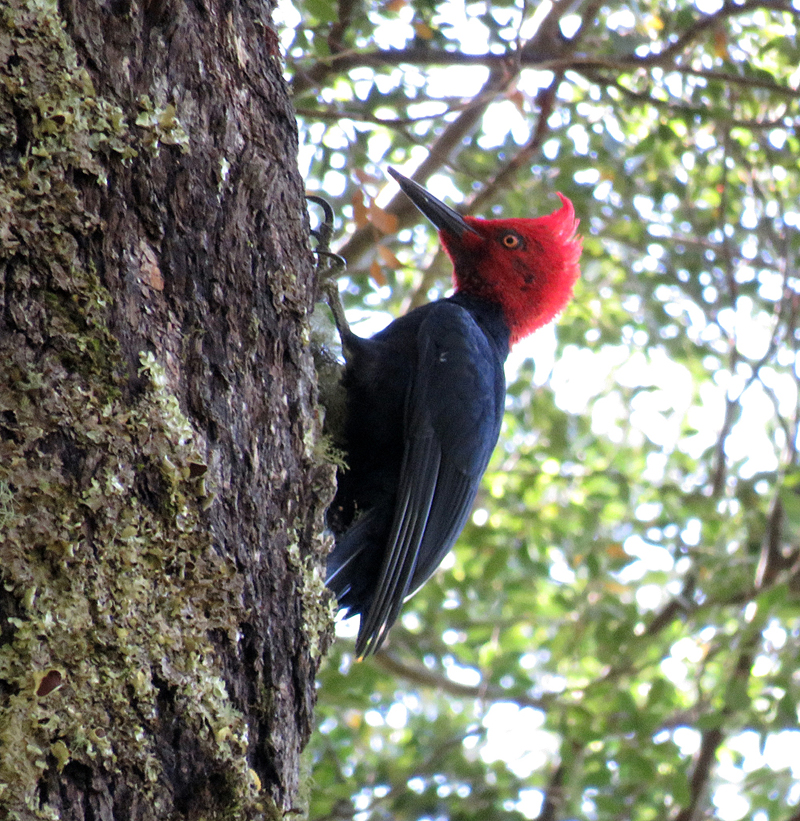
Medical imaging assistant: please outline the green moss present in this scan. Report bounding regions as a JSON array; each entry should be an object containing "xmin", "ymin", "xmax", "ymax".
[{"xmin": 311, "ymin": 432, "xmax": 348, "ymax": 472}]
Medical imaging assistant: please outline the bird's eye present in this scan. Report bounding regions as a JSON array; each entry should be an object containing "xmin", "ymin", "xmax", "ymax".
[{"xmin": 502, "ymin": 232, "xmax": 521, "ymax": 249}]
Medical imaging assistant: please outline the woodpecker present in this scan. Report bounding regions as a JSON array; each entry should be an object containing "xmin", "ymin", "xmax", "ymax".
[{"xmin": 325, "ymin": 168, "xmax": 582, "ymax": 657}]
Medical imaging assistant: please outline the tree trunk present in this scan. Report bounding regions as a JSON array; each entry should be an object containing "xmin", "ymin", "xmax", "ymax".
[{"xmin": 0, "ymin": 0, "xmax": 333, "ymax": 817}]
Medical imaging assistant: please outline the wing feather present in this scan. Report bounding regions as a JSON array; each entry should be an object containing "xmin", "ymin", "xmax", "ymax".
[
  {"xmin": 356, "ymin": 435, "xmax": 440, "ymax": 656},
  {"xmin": 354, "ymin": 301, "xmax": 505, "ymax": 657},
  {"xmin": 407, "ymin": 462, "xmax": 479, "ymax": 596}
]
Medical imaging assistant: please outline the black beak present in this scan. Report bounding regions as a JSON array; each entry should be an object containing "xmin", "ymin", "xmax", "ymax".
[{"xmin": 388, "ymin": 167, "xmax": 479, "ymax": 238}]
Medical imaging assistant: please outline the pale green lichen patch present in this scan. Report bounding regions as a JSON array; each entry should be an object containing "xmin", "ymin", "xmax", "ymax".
[
  {"xmin": 1, "ymin": 1, "xmax": 135, "ymax": 208},
  {"xmin": 135, "ymin": 95, "xmax": 190, "ymax": 154},
  {"xmin": 286, "ymin": 532, "xmax": 336, "ymax": 662}
]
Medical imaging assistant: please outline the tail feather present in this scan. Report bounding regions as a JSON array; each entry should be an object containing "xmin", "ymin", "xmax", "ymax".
[{"xmin": 326, "ymin": 509, "xmax": 388, "ymax": 617}]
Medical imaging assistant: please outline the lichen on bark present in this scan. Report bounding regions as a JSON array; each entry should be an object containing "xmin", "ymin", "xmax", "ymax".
[{"xmin": 0, "ymin": 346, "xmax": 253, "ymax": 814}]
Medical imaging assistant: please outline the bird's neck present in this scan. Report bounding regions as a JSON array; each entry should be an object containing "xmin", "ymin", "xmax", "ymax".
[{"xmin": 449, "ymin": 292, "xmax": 511, "ymax": 361}]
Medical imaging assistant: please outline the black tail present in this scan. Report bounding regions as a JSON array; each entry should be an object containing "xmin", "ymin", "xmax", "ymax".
[{"xmin": 326, "ymin": 508, "xmax": 388, "ymax": 619}]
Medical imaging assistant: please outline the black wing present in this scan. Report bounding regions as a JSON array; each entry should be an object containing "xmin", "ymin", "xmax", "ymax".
[{"xmin": 355, "ymin": 301, "xmax": 505, "ymax": 656}]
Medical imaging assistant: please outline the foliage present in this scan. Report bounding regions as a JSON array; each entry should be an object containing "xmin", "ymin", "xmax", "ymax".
[{"xmin": 281, "ymin": 0, "xmax": 800, "ymax": 818}]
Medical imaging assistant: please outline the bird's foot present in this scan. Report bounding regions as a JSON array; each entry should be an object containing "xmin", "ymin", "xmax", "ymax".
[
  {"xmin": 307, "ymin": 194, "xmax": 347, "ymax": 274},
  {"xmin": 306, "ymin": 194, "xmax": 350, "ymax": 339}
]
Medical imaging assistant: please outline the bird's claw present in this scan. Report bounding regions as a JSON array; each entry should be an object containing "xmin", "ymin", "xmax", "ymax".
[
  {"xmin": 306, "ymin": 195, "xmax": 340, "ymax": 263},
  {"xmin": 315, "ymin": 249, "xmax": 347, "ymax": 272},
  {"xmin": 306, "ymin": 193, "xmax": 350, "ymax": 338}
]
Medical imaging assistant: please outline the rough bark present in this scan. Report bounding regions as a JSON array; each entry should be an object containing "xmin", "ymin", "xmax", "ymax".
[{"xmin": 0, "ymin": 0, "xmax": 334, "ymax": 818}]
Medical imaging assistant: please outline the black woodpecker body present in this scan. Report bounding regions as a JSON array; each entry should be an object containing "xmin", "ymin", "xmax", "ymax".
[{"xmin": 326, "ymin": 169, "xmax": 582, "ymax": 657}]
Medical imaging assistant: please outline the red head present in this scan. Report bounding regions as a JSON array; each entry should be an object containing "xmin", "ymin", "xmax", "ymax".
[{"xmin": 388, "ymin": 168, "xmax": 582, "ymax": 346}]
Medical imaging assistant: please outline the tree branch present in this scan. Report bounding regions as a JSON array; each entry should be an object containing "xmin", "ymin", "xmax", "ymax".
[
  {"xmin": 290, "ymin": 0, "xmax": 799, "ymax": 97},
  {"xmin": 466, "ymin": 74, "xmax": 562, "ymax": 215},
  {"xmin": 333, "ymin": 68, "xmax": 516, "ymax": 269},
  {"xmin": 374, "ymin": 650, "xmax": 555, "ymax": 710},
  {"xmin": 539, "ymin": 740, "xmax": 581, "ymax": 821},
  {"xmin": 673, "ymin": 727, "xmax": 725, "ymax": 821},
  {"xmin": 637, "ymin": 0, "xmax": 797, "ymax": 68}
]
